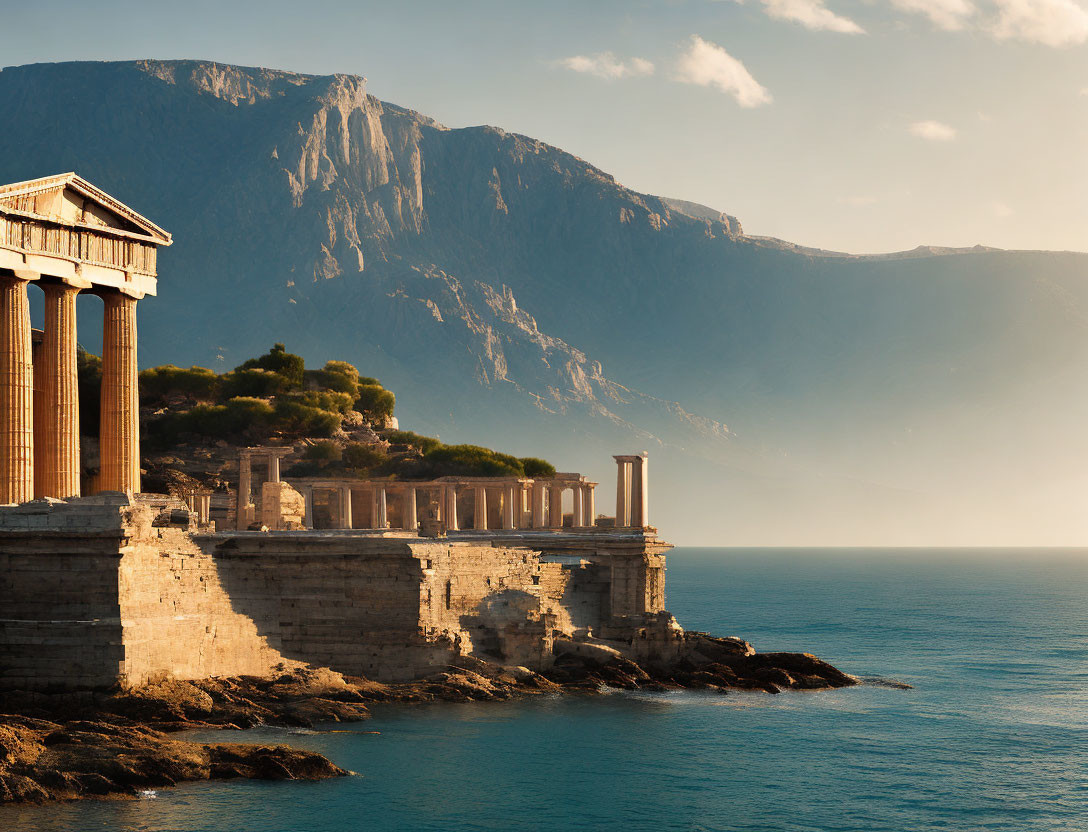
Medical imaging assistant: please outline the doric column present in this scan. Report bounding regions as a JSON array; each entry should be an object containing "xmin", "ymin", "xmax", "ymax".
[
  {"xmin": 502, "ymin": 484, "xmax": 515, "ymax": 530},
  {"xmin": 198, "ymin": 494, "xmax": 211, "ymax": 523},
  {"xmin": 34, "ymin": 282, "xmax": 81, "ymax": 499},
  {"xmin": 302, "ymin": 485, "xmax": 314, "ymax": 529},
  {"xmin": 549, "ymin": 485, "xmax": 563, "ymax": 529},
  {"xmin": 0, "ymin": 274, "xmax": 34, "ymax": 504},
  {"xmin": 572, "ymin": 484, "xmax": 585, "ymax": 528},
  {"xmin": 268, "ymin": 453, "xmax": 280, "ymax": 483},
  {"xmin": 445, "ymin": 485, "xmax": 459, "ymax": 531},
  {"xmin": 99, "ymin": 291, "xmax": 140, "ymax": 493},
  {"xmin": 531, "ymin": 482, "xmax": 546, "ymax": 528},
  {"xmin": 474, "ymin": 486, "xmax": 488, "ymax": 530},
  {"xmin": 340, "ymin": 485, "xmax": 353, "ymax": 529},
  {"xmin": 614, "ymin": 457, "xmax": 630, "ymax": 527},
  {"xmin": 632, "ymin": 452, "xmax": 649, "ymax": 527},
  {"xmin": 585, "ymin": 484, "xmax": 596, "ymax": 528},
  {"xmin": 376, "ymin": 486, "xmax": 388, "ymax": 529},
  {"xmin": 402, "ymin": 487, "xmax": 417, "ymax": 530}
]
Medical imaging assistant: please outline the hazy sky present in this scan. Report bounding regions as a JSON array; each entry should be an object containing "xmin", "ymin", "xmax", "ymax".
[{"xmin": 2, "ymin": 0, "xmax": 1086, "ymax": 253}]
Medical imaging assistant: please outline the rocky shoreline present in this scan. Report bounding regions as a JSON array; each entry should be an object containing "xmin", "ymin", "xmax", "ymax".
[{"xmin": 0, "ymin": 634, "xmax": 860, "ymax": 806}]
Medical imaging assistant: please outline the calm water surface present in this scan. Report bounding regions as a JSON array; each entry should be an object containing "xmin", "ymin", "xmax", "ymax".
[{"xmin": 6, "ymin": 547, "xmax": 1088, "ymax": 832}]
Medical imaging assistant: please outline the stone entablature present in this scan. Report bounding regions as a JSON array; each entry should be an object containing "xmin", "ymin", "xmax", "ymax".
[{"xmin": 0, "ymin": 174, "xmax": 171, "ymax": 504}]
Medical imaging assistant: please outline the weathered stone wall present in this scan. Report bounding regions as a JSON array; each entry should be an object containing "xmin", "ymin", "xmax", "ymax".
[
  {"xmin": 0, "ymin": 497, "xmax": 674, "ymax": 690},
  {"xmin": 0, "ymin": 496, "xmax": 294, "ymax": 691}
]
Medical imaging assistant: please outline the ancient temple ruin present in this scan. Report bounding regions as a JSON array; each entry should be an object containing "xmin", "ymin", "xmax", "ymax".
[
  {"xmin": 0, "ymin": 173, "xmax": 171, "ymax": 500},
  {"xmin": 0, "ymin": 174, "xmax": 678, "ymax": 691}
]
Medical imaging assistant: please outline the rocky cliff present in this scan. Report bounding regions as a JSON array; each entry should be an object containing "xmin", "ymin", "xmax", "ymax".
[{"xmin": 0, "ymin": 59, "xmax": 1085, "ymax": 544}]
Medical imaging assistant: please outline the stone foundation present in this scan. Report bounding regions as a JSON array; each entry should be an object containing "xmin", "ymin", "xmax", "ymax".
[{"xmin": 0, "ymin": 495, "xmax": 674, "ymax": 690}]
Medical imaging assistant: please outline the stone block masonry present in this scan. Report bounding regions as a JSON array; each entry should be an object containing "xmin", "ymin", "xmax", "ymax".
[{"xmin": 0, "ymin": 496, "xmax": 673, "ymax": 691}]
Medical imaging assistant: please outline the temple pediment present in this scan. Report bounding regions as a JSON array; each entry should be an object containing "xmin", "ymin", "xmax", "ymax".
[{"xmin": 0, "ymin": 173, "xmax": 171, "ymax": 245}]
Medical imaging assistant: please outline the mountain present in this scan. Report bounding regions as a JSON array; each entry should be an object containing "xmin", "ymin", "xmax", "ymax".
[{"xmin": 1, "ymin": 59, "xmax": 1086, "ymax": 545}]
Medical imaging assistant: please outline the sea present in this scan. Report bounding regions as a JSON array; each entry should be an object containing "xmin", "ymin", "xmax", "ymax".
[{"xmin": 6, "ymin": 547, "xmax": 1088, "ymax": 832}]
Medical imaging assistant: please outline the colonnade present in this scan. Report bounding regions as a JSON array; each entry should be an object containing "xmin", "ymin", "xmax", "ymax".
[
  {"xmin": 0, "ymin": 271, "xmax": 141, "ymax": 503},
  {"xmin": 291, "ymin": 476, "xmax": 599, "ymax": 532}
]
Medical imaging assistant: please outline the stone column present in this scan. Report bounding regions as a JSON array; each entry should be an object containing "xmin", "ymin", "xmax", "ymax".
[
  {"xmin": 502, "ymin": 484, "xmax": 515, "ymax": 530},
  {"xmin": 572, "ymin": 484, "xmax": 585, "ymax": 529},
  {"xmin": 34, "ymin": 282, "xmax": 81, "ymax": 499},
  {"xmin": 585, "ymin": 484, "xmax": 596, "ymax": 528},
  {"xmin": 99, "ymin": 291, "xmax": 140, "ymax": 493},
  {"xmin": 237, "ymin": 455, "xmax": 252, "ymax": 530},
  {"xmin": 198, "ymin": 494, "xmax": 211, "ymax": 523},
  {"xmin": 402, "ymin": 487, "xmax": 417, "ymax": 530},
  {"xmin": 376, "ymin": 486, "xmax": 389, "ymax": 529},
  {"xmin": 631, "ymin": 452, "xmax": 649, "ymax": 528},
  {"xmin": 340, "ymin": 485, "xmax": 353, "ymax": 529},
  {"xmin": 531, "ymin": 482, "xmax": 546, "ymax": 528},
  {"xmin": 268, "ymin": 453, "xmax": 280, "ymax": 483},
  {"xmin": 0, "ymin": 274, "xmax": 34, "ymax": 504},
  {"xmin": 614, "ymin": 457, "xmax": 630, "ymax": 527},
  {"xmin": 302, "ymin": 485, "xmax": 314, "ymax": 529},
  {"xmin": 549, "ymin": 485, "xmax": 564, "ymax": 529},
  {"xmin": 445, "ymin": 485, "xmax": 459, "ymax": 531},
  {"xmin": 474, "ymin": 486, "xmax": 488, "ymax": 530}
]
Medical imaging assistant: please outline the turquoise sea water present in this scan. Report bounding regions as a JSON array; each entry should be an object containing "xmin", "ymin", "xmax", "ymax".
[{"xmin": 7, "ymin": 547, "xmax": 1088, "ymax": 832}]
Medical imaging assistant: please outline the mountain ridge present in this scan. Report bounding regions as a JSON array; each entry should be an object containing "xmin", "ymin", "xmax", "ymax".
[{"xmin": 2, "ymin": 58, "xmax": 1086, "ymax": 545}]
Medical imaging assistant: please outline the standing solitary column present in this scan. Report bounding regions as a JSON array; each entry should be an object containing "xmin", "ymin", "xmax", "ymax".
[
  {"xmin": 474, "ymin": 486, "xmax": 488, "ymax": 530},
  {"xmin": 376, "ymin": 486, "xmax": 389, "ymax": 529},
  {"xmin": 572, "ymin": 485, "xmax": 585, "ymax": 528},
  {"xmin": 35, "ymin": 282, "xmax": 81, "ymax": 499},
  {"xmin": 340, "ymin": 486, "xmax": 353, "ymax": 529},
  {"xmin": 549, "ymin": 485, "xmax": 564, "ymax": 529},
  {"xmin": 614, "ymin": 457, "xmax": 630, "ymax": 527},
  {"xmin": 585, "ymin": 484, "xmax": 596, "ymax": 528},
  {"xmin": 99, "ymin": 291, "xmax": 140, "ymax": 493},
  {"xmin": 631, "ymin": 452, "xmax": 649, "ymax": 528},
  {"xmin": 268, "ymin": 453, "xmax": 280, "ymax": 483},
  {"xmin": 0, "ymin": 274, "xmax": 34, "ymax": 504}
]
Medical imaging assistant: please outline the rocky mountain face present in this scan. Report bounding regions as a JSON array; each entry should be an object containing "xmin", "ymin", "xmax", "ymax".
[{"xmin": 1, "ymin": 59, "xmax": 1086, "ymax": 544}]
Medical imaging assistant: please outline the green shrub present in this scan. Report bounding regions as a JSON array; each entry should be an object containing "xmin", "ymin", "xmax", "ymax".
[
  {"xmin": 520, "ymin": 457, "xmax": 556, "ymax": 477},
  {"xmin": 220, "ymin": 368, "xmax": 292, "ymax": 399},
  {"xmin": 423, "ymin": 444, "xmax": 524, "ymax": 477},
  {"xmin": 139, "ymin": 364, "xmax": 219, "ymax": 404},
  {"xmin": 304, "ymin": 440, "xmax": 342, "ymax": 462},
  {"xmin": 355, "ymin": 384, "xmax": 395, "ymax": 421},
  {"xmin": 385, "ymin": 430, "xmax": 441, "ymax": 454},
  {"xmin": 237, "ymin": 343, "xmax": 304, "ymax": 387},
  {"xmin": 271, "ymin": 399, "xmax": 341, "ymax": 438},
  {"xmin": 287, "ymin": 390, "xmax": 356, "ymax": 415},
  {"xmin": 343, "ymin": 442, "xmax": 386, "ymax": 471}
]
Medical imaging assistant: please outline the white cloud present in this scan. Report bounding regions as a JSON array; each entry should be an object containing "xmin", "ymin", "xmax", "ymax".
[
  {"xmin": 760, "ymin": 0, "xmax": 865, "ymax": 31},
  {"xmin": 891, "ymin": 0, "xmax": 978, "ymax": 29},
  {"xmin": 674, "ymin": 35, "xmax": 772, "ymax": 107},
  {"xmin": 910, "ymin": 120, "xmax": 958, "ymax": 141},
  {"xmin": 989, "ymin": 0, "xmax": 1088, "ymax": 45},
  {"xmin": 558, "ymin": 52, "xmax": 655, "ymax": 80}
]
